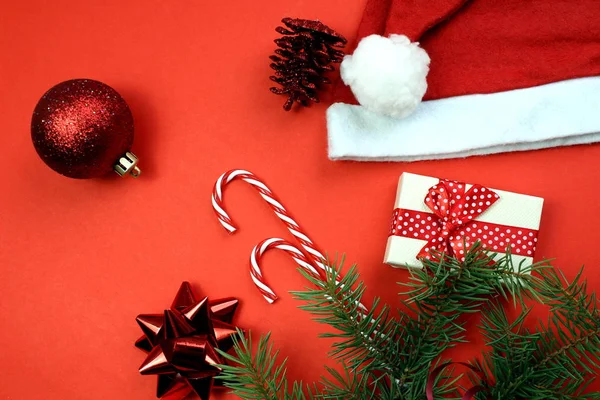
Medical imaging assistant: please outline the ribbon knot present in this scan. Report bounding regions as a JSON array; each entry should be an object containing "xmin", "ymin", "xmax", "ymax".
[
  {"xmin": 440, "ymin": 219, "xmax": 455, "ymax": 238},
  {"xmin": 418, "ymin": 179, "xmax": 500, "ymax": 261}
]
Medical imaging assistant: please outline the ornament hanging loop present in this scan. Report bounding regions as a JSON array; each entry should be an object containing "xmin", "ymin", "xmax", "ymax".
[{"xmin": 114, "ymin": 152, "xmax": 141, "ymax": 178}]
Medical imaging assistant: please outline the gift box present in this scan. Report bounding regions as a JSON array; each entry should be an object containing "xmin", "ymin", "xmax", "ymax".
[{"xmin": 384, "ymin": 173, "xmax": 544, "ymax": 269}]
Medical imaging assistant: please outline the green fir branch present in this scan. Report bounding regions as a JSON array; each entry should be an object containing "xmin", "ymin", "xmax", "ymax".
[
  {"xmin": 317, "ymin": 365, "xmax": 377, "ymax": 400},
  {"xmin": 217, "ymin": 330, "xmax": 309, "ymax": 400},
  {"xmin": 292, "ymin": 258, "xmax": 463, "ymax": 399},
  {"xmin": 292, "ymin": 260, "xmax": 405, "ymax": 377},
  {"xmin": 217, "ymin": 244, "xmax": 600, "ymax": 400},
  {"xmin": 472, "ymin": 266, "xmax": 600, "ymax": 400},
  {"xmin": 402, "ymin": 243, "xmax": 545, "ymax": 309},
  {"xmin": 396, "ymin": 243, "xmax": 548, "ymax": 397}
]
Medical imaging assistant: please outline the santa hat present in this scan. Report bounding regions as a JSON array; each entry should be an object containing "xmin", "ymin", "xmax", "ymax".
[{"xmin": 327, "ymin": 0, "xmax": 600, "ymax": 161}]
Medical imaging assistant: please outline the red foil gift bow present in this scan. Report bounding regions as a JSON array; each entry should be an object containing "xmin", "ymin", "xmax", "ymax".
[{"xmin": 389, "ymin": 179, "xmax": 539, "ymax": 261}]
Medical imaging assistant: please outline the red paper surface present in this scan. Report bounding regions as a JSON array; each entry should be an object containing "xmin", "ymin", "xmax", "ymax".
[{"xmin": 0, "ymin": 1, "xmax": 599, "ymax": 399}]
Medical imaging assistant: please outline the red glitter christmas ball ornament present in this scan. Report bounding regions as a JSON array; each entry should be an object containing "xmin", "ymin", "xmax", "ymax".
[{"xmin": 31, "ymin": 79, "xmax": 141, "ymax": 179}]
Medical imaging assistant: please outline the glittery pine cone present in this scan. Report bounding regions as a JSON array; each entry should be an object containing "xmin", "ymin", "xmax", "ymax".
[{"xmin": 270, "ymin": 17, "xmax": 347, "ymax": 111}]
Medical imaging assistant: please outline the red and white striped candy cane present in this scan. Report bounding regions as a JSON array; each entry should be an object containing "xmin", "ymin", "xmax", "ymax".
[
  {"xmin": 250, "ymin": 238, "xmax": 320, "ymax": 303},
  {"xmin": 251, "ymin": 238, "xmax": 368, "ymax": 312},
  {"xmin": 212, "ymin": 169, "xmax": 365, "ymax": 309},
  {"xmin": 212, "ymin": 169, "xmax": 327, "ymax": 272}
]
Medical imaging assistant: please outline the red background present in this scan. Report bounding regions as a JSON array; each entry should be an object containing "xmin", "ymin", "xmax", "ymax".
[{"xmin": 1, "ymin": 1, "xmax": 599, "ymax": 399}]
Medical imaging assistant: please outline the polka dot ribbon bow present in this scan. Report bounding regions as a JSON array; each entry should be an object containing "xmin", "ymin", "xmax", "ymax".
[{"xmin": 419, "ymin": 179, "xmax": 500, "ymax": 260}]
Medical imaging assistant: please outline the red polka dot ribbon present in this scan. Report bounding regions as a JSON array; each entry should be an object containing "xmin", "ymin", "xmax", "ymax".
[{"xmin": 389, "ymin": 179, "xmax": 539, "ymax": 261}]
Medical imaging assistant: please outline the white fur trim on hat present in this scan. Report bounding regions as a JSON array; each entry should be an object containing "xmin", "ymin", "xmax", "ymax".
[
  {"xmin": 340, "ymin": 34, "xmax": 430, "ymax": 119},
  {"xmin": 327, "ymin": 76, "xmax": 600, "ymax": 161}
]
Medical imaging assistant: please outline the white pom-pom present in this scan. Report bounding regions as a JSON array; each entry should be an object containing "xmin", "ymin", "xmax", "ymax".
[{"xmin": 340, "ymin": 34, "xmax": 430, "ymax": 118}]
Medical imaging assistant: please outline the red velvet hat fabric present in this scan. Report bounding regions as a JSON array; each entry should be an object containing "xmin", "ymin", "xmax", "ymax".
[{"xmin": 336, "ymin": 0, "xmax": 600, "ymax": 104}]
